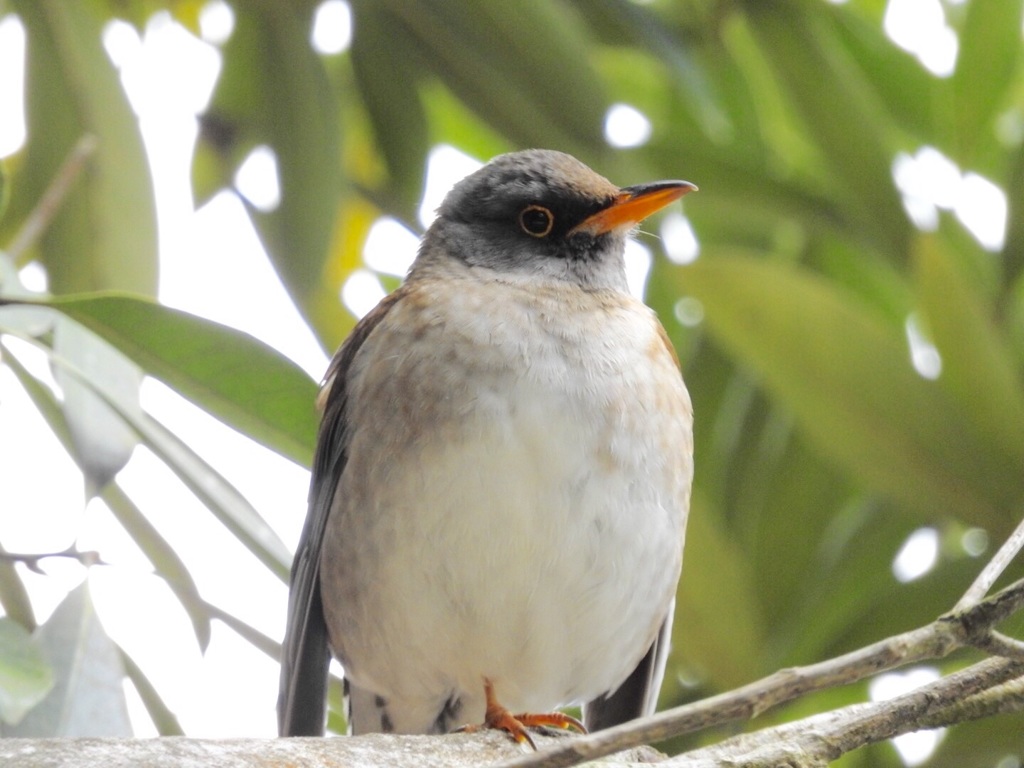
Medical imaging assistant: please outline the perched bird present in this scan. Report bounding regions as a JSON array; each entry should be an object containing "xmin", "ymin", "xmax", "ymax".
[{"xmin": 278, "ymin": 149, "xmax": 695, "ymax": 746}]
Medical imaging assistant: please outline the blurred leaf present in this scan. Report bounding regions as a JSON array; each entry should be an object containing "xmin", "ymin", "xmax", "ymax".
[
  {"xmin": 52, "ymin": 318, "xmax": 141, "ymax": 495},
  {"xmin": 138, "ymin": 413, "xmax": 291, "ymax": 582},
  {"xmin": 201, "ymin": 596, "xmax": 357, "ymax": 735},
  {"xmin": 5, "ymin": 0, "xmax": 157, "ymax": 294},
  {"xmin": 349, "ymin": 3, "xmax": 429, "ymax": 217},
  {"xmin": 421, "ymin": 84, "xmax": 510, "ymax": 164},
  {"xmin": 826, "ymin": 3, "xmax": 939, "ymax": 147},
  {"xmin": 374, "ymin": 0, "xmax": 608, "ymax": 156},
  {"xmin": 570, "ymin": 0, "xmax": 729, "ymax": 140},
  {"xmin": 733, "ymin": 419, "xmax": 859, "ymax": 646},
  {"xmin": 1002, "ymin": 142, "xmax": 1024, "ymax": 292},
  {"xmin": 202, "ymin": 601, "xmax": 279, "ymax": 661},
  {"xmin": 809, "ymin": 234, "xmax": 914, "ymax": 327},
  {"xmin": 101, "ymin": 484, "xmax": 213, "ymax": 652},
  {"xmin": 717, "ymin": 13, "xmax": 821, "ymax": 182},
  {"xmin": 118, "ymin": 645, "xmax": 183, "ymax": 736},
  {"xmin": 0, "ymin": 159, "xmax": 8, "ymax": 223},
  {"xmin": 314, "ymin": 185, "xmax": 381, "ymax": 353},
  {"xmin": 3, "ymin": 308, "xmax": 292, "ymax": 584},
  {"xmin": 681, "ymin": 254, "xmax": 1011, "ymax": 528},
  {"xmin": 951, "ymin": 0, "xmax": 1024, "ymax": 163},
  {"xmin": 91, "ymin": 0, "xmax": 206, "ymax": 32},
  {"xmin": 741, "ymin": 3, "xmax": 909, "ymax": 256},
  {"xmin": 931, "ymin": 706, "xmax": 1024, "ymax": 766},
  {"xmin": 779, "ymin": 500, "xmax": 916, "ymax": 664},
  {"xmin": 673, "ymin": 489, "xmax": 765, "ymax": 691},
  {"xmin": 2, "ymin": 344, "xmax": 214, "ymax": 651},
  {"xmin": 0, "ymin": 256, "xmax": 140, "ymax": 498},
  {"xmin": 41, "ymin": 293, "xmax": 318, "ymax": 467},
  {"xmin": 3, "ymin": 582, "xmax": 131, "ymax": 737},
  {"xmin": 0, "ymin": 617, "xmax": 53, "ymax": 726},
  {"xmin": 914, "ymin": 235, "xmax": 1024, "ymax": 471},
  {"xmin": 199, "ymin": 0, "xmax": 346, "ymax": 345},
  {"xmin": 0, "ymin": 551, "xmax": 35, "ymax": 632},
  {"xmin": 835, "ymin": 548, "xmax": 983, "ymax": 655}
]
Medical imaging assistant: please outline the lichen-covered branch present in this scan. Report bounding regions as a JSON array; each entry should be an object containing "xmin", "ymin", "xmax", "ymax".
[{"xmin": 499, "ymin": 551, "xmax": 1024, "ymax": 768}]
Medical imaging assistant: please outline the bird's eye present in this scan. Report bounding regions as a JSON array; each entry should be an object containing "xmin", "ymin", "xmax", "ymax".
[{"xmin": 518, "ymin": 205, "xmax": 554, "ymax": 237}]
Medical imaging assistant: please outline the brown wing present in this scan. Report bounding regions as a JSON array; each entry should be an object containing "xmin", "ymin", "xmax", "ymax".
[{"xmin": 277, "ymin": 289, "xmax": 406, "ymax": 736}]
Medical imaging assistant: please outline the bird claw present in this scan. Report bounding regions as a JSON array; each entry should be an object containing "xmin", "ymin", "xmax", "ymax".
[{"xmin": 456, "ymin": 679, "xmax": 587, "ymax": 750}]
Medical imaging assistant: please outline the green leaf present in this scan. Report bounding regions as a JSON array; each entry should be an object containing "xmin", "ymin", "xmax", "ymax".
[
  {"xmin": 731, "ymin": 417, "xmax": 859, "ymax": 650},
  {"xmin": 101, "ymin": 484, "xmax": 213, "ymax": 652},
  {"xmin": 374, "ymin": 0, "xmax": 608, "ymax": 156},
  {"xmin": 6, "ymin": 0, "xmax": 157, "ymax": 295},
  {"xmin": 571, "ymin": 0, "xmax": 729, "ymax": 140},
  {"xmin": 420, "ymin": 84, "xmax": 509, "ymax": 164},
  {"xmin": 3, "ymin": 582, "xmax": 131, "ymax": 737},
  {"xmin": 833, "ymin": 543, "xmax": 981, "ymax": 655},
  {"xmin": 52, "ymin": 317, "xmax": 141, "ymax": 495},
  {"xmin": 933, "ymin": 706, "xmax": 1024, "ymax": 766},
  {"xmin": 137, "ymin": 413, "xmax": 291, "ymax": 582},
  {"xmin": 741, "ymin": 4, "xmax": 909, "ymax": 256},
  {"xmin": 349, "ymin": 3, "xmax": 429, "ymax": 217},
  {"xmin": 1003, "ymin": 143, "xmax": 1024, "ymax": 290},
  {"xmin": 3, "ymin": 310, "xmax": 292, "ymax": 584},
  {"xmin": 41, "ymin": 293, "xmax": 318, "ymax": 467},
  {"xmin": 1, "ymin": 344, "xmax": 214, "ymax": 651},
  {"xmin": 0, "ymin": 553, "xmax": 35, "ymax": 633},
  {"xmin": 199, "ymin": 1, "xmax": 346, "ymax": 345},
  {"xmin": 673, "ymin": 489, "xmax": 765, "ymax": 691},
  {"xmin": 0, "ymin": 618, "xmax": 53, "ymax": 726},
  {"xmin": 680, "ymin": 254, "xmax": 1011, "ymax": 528},
  {"xmin": 827, "ymin": 3, "xmax": 940, "ymax": 147},
  {"xmin": 0, "ymin": 159, "xmax": 9, "ymax": 224},
  {"xmin": 951, "ymin": 0, "xmax": 1024, "ymax": 163},
  {"xmin": 202, "ymin": 601, "xmax": 280, "ymax": 662},
  {"xmin": 780, "ymin": 501, "xmax": 915, "ymax": 664},
  {"xmin": 117, "ymin": 646, "xmax": 183, "ymax": 736},
  {"xmin": 914, "ymin": 235, "xmax": 1024, "ymax": 471}
]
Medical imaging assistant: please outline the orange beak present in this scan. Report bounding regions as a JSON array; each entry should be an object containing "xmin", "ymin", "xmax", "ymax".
[{"xmin": 569, "ymin": 180, "xmax": 697, "ymax": 236}]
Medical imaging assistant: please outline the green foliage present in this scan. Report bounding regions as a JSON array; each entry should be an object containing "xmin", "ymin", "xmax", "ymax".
[
  {"xmin": 197, "ymin": 0, "xmax": 346, "ymax": 346},
  {"xmin": 0, "ymin": 583, "xmax": 131, "ymax": 737},
  {"xmin": 2, "ymin": 0, "xmax": 158, "ymax": 295},
  {"xmin": 0, "ymin": 617, "xmax": 52, "ymax": 726},
  {"xmin": 49, "ymin": 294, "xmax": 320, "ymax": 469},
  {"xmin": 1, "ymin": 0, "xmax": 1022, "ymax": 762}
]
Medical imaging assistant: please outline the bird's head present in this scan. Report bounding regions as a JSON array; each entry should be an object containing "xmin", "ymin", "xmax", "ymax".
[{"xmin": 417, "ymin": 149, "xmax": 696, "ymax": 291}]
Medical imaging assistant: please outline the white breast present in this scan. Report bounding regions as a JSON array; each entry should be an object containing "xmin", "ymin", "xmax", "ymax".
[{"xmin": 320, "ymin": 274, "xmax": 693, "ymax": 733}]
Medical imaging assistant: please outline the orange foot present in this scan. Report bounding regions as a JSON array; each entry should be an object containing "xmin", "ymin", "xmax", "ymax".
[{"xmin": 457, "ymin": 678, "xmax": 587, "ymax": 750}]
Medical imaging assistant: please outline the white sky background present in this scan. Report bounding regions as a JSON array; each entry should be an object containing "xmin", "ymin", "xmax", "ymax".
[{"xmin": 0, "ymin": 0, "xmax": 1010, "ymax": 759}]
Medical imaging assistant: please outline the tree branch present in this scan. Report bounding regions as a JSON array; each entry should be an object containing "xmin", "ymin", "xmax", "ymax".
[
  {"xmin": 497, "ymin": 575, "xmax": 1024, "ymax": 768},
  {"xmin": 667, "ymin": 658, "xmax": 1024, "ymax": 767}
]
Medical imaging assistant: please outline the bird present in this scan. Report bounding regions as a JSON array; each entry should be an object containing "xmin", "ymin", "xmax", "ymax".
[{"xmin": 278, "ymin": 149, "xmax": 695, "ymax": 747}]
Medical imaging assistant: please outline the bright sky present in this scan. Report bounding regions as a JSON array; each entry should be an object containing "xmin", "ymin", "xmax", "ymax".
[{"xmin": 0, "ymin": 0, "xmax": 1007, "ymax": 760}]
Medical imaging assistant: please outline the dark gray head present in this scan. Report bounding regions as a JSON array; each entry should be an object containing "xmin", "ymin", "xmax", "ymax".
[{"xmin": 414, "ymin": 149, "xmax": 696, "ymax": 291}]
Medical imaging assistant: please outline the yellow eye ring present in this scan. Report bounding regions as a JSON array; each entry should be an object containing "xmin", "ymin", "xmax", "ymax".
[{"xmin": 518, "ymin": 205, "xmax": 554, "ymax": 237}]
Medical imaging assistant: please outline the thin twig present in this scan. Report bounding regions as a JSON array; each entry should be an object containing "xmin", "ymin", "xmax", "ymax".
[
  {"xmin": 967, "ymin": 630, "xmax": 1024, "ymax": 661},
  {"xmin": 0, "ymin": 547, "xmax": 104, "ymax": 573},
  {"xmin": 7, "ymin": 135, "xmax": 99, "ymax": 261},
  {"xmin": 955, "ymin": 514, "xmax": 1024, "ymax": 611}
]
